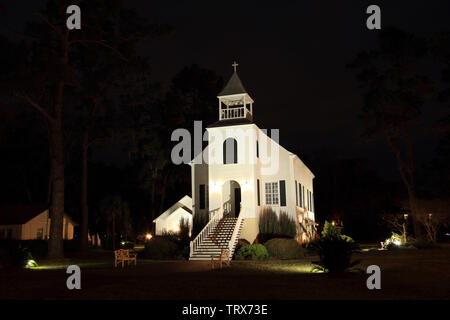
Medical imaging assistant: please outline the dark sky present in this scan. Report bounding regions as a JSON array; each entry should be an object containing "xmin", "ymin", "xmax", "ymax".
[{"xmin": 2, "ymin": 0, "xmax": 450, "ymax": 179}]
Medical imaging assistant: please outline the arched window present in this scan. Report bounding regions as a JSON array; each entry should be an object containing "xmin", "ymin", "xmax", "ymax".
[{"xmin": 223, "ymin": 138, "xmax": 238, "ymax": 164}]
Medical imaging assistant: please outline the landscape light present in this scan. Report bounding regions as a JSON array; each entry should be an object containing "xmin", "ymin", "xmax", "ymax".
[
  {"xmin": 173, "ymin": 226, "xmax": 180, "ymax": 233},
  {"xmin": 25, "ymin": 259, "xmax": 38, "ymax": 268},
  {"xmin": 145, "ymin": 233, "xmax": 152, "ymax": 240}
]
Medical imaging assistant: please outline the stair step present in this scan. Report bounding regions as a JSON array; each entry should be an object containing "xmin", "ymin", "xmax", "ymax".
[{"xmin": 189, "ymin": 217, "xmax": 244, "ymax": 261}]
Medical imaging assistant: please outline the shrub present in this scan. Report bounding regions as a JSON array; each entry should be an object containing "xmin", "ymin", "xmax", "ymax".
[
  {"xmin": 265, "ymin": 238, "xmax": 304, "ymax": 259},
  {"xmin": 312, "ymin": 237, "xmax": 359, "ymax": 273},
  {"xmin": 321, "ymin": 221, "xmax": 354, "ymax": 242},
  {"xmin": 233, "ymin": 238, "xmax": 250, "ymax": 258},
  {"xmin": 178, "ymin": 217, "xmax": 191, "ymax": 247},
  {"xmin": 0, "ymin": 240, "xmax": 35, "ymax": 268},
  {"xmin": 235, "ymin": 244, "xmax": 269, "ymax": 260},
  {"xmin": 142, "ymin": 237, "xmax": 180, "ymax": 260},
  {"xmin": 279, "ymin": 212, "xmax": 297, "ymax": 239},
  {"xmin": 411, "ymin": 239, "xmax": 439, "ymax": 249},
  {"xmin": 259, "ymin": 207, "xmax": 280, "ymax": 235},
  {"xmin": 192, "ymin": 211, "xmax": 208, "ymax": 239},
  {"xmin": 258, "ymin": 207, "xmax": 297, "ymax": 242},
  {"xmin": 383, "ymin": 232, "xmax": 403, "ymax": 249},
  {"xmin": 119, "ymin": 240, "xmax": 135, "ymax": 250}
]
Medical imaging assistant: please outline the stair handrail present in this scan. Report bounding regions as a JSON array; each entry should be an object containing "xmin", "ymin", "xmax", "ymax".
[
  {"xmin": 190, "ymin": 207, "xmax": 223, "ymax": 258},
  {"xmin": 227, "ymin": 212, "xmax": 243, "ymax": 260}
]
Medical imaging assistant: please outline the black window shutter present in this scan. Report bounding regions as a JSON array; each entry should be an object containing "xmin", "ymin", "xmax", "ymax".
[
  {"xmin": 299, "ymin": 183, "xmax": 302, "ymax": 207},
  {"xmin": 199, "ymin": 184, "xmax": 205, "ymax": 209},
  {"xmin": 302, "ymin": 186, "xmax": 305, "ymax": 208},
  {"xmin": 256, "ymin": 140, "xmax": 259, "ymax": 158},
  {"xmin": 223, "ymin": 140, "xmax": 227, "ymax": 164},
  {"xmin": 279, "ymin": 180, "xmax": 286, "ymax": 206},
  {"xmin": 233, "ymin": 139, "xmax": 238, "ymax": 163},
  {"xmin": 295, "ymin": 181, "xmax": 298, "ymax": 206},
  {"xmin": 257, "ymin": 179, "xmax": 260, "ymax": 206}
]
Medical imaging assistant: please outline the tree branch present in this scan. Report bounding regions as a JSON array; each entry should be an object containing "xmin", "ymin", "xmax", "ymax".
[
  {"xmin": 35, "ymin": 12, "xmax": 62, "ymax": 37},
  {"xmin": 70, "ymin": 39, "xmax": 129, "ymax": 62},
  {"xmin": 14, "ymin": 91, "xmax": 55, "ymax": 123}
]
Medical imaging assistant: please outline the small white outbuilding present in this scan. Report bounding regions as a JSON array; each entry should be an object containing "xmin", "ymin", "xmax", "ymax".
[{"xmin": 153, "ymin": 195, "xmax": 192, "ymax": 236}]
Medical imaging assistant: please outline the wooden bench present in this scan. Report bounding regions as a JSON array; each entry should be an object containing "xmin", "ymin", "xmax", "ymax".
[
  {"xmin": 114, "ymin": 249, "xmax": 137, "ymax": 268},
  {"xmin": 211, "ymin": 249, "xmax": 230, "ymax": 269}
]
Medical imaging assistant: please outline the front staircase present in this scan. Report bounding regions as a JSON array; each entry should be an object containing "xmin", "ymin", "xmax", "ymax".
[{"xmin": 190, "ymin": 216, "xmax": 244, "ymax": 261}]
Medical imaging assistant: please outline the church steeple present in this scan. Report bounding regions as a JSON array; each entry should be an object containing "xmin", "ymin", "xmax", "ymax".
[{"xmin": 217, "ymin": 62, "xmax": 253, "ymax": 121}]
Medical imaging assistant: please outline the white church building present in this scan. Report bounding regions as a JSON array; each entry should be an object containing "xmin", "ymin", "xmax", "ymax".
[{"xmin": 154, "ymin": 63, "xmax": 316, "ymax": 260}]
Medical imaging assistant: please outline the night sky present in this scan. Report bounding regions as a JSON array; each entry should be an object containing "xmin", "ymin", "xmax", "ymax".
[{"xmin": 2, "ymin": 0, "xmax": 450, "ymax": 179}]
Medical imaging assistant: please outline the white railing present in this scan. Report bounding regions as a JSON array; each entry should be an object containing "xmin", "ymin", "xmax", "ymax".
[
  {"xmin": 220, "ymin": 106, "xmax": 249, "ymax": 120},
  {"xmin": 190, "ymin": 207, "xmax": 223, "ymax": 258},
  {"xmin": 227, "ymin": 215, "xmax": 243, "ymax": 260}
]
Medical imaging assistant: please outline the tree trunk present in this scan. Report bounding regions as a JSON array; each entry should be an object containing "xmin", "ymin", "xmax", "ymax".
[
  {"xmin": 48, "ymin": 120, "xmax": 65, "ymax": 259},
  {"xmin": 80, "ymin": 130, "xmax": 89, "ymax": 253},
  {"xmin": 406, "ymin": 184, "xmax": 422, "ymax": 239},
  {"xmin": 47, "ymin": 36, "xmax": 68, "ymax": 259},
  {"xmin": 385, "ymin": 132, "xmax": 423, "ymax": 240}
]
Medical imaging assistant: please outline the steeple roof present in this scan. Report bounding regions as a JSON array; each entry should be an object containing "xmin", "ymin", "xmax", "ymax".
[{"xmin": 218, "ymin": 71, "xmax": 247, "ymax": 96}]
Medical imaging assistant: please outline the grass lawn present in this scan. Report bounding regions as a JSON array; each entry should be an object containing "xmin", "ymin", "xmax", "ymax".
[{"xmin": 1, "ymin": 246, "xmax": 449, "ymax": 300}]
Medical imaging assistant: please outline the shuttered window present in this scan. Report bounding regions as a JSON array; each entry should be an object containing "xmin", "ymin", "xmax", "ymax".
[
  {"xmin": 299, "ymin": 183, "xmax": 302, "ymax": 207},
  {"xmin": 295, "ymin": 180, "xmax": 298, "ymax": 206},
  {"xmin": 279, "ymin": 180, "xmax": 286, "ymax": 207},
  {"xmin": 265, "ymin": 182, "xmax": 279, "ymax": 205},
  {"xmin": 256, "ymin": 140, "xmax": 259, "ymax": 158},
  {"xmin": 302, "ymin": 186, "xmax": 305, "ymax": 209},
  {"xmin": 257, "ymin": 179, "xmax": 261, "ymax": 206}
]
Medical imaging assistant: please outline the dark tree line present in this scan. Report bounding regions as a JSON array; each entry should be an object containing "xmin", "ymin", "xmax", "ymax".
[{"xmin": 0, "ymin": 0, "xmax": 223, "ymax": 257}]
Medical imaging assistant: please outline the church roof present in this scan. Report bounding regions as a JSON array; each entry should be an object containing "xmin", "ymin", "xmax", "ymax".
[
  {"xmin": 218, "ymin": 71, "xmax": 247, "ymax": 96},
  {"xmin": 0, "ymin": 205, "xmax": 47, "ymax": 225},
  {"xmin": 207, "ymin": 118, "xmax": 253, "ymax": 128}
]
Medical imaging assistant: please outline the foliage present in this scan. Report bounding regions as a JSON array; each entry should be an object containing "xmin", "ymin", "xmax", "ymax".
[
  {"xmin": 259, "ymin": 207, "xmax": 280, "ymax": 235},
  {"xmin": 258, "ymin": 207, "xmax": 297, "ymax": 242},
  {"xmin": 264, "ymin": 238, "xmax": 304, "ymax": 259},
  {"xmin": 312, "ymin": 237, "xmax": 360, "ymax": 273},
  {"xmin": 348, "ymin": 27, "xmax": 436, "ymax": 239},
  {"xmin": 416, "ymin": 210, "xmax": 450, "ymax": 242},
  {"xmin": 235, "ymin": 244, "xmax": 269, "ymax": 260},
  {"xmin": 142, "ymin": 237, "xmax": 181, "ymax": 260},
  {"xmin": 119, "ymin": 241, "xmax": 135, "ymax": 250},
  {"xmin": 321, "ymin": 221, "xmax": 354, "ymax": 242},
  {"xmin": 383, "ymin": 232, "xmax": 403, "ymax": 249},
  {"xmin": 234, "ymin": 239, "xmax": 250, "ymax": 255},
  {"xmin": 279, "ymin": 212, "xmax": 297, "ymax": 238},
  {"xmin": 312, "ymin": 221, "xmax": 358, "ymax": 272},
  {"xmin": 411, "ymin": 239, "xmax": 439, "ymax": 249},
  {"xmin": 0, "ymin": 240, "xmax": 35, "ymax": 268},
  {"xmin": 192, "ymin": 211, "xmax": 208, "ymax": 239},
  {"xmin": 99, "ymin": 195, "xmax": 133, "ymax": 249},
  {"xmin": 178, "ymin": 217, "xmax": 191, "ymax": 246}
]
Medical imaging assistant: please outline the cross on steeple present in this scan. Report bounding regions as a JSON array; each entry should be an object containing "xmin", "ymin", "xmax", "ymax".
[{"xmin": 232, "ymin": 61, "xmax": 239, "ymax": 72}]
